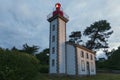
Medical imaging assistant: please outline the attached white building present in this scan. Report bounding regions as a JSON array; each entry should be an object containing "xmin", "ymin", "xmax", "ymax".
[
  {"xmin": 66, "ymin": 42, "xmax": 96, "ymax": 75},
  {"xmin": 47, "ymin": 3, "xmax": 96, "ymax": 76}
]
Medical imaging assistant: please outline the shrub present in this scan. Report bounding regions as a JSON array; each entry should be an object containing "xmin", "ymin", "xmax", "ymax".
[
  {"xmin": 39, "ymin": 65, "xmax": 49, "ymax": 73},
  {"xmin": 0, "ymin": 50, "xmax": 40, "ymax": 80}
]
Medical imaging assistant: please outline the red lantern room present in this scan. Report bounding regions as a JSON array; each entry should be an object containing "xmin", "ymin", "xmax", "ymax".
[
  {"xmin": 53, "ymin": 3, "xmax": 63, "ymax": 16},
  {"xmin": 47, "ymin": 3, "xmax": 69, "ymax": 22}
]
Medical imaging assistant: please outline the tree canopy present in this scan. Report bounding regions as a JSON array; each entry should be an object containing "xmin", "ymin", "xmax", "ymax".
[
  {"xmin": 96, "ymin": 46, "xmax": 120, "ymax": 70},
  {"xmin": 68, "ymin": 20, "xmax": 113, "ymax": 51},
  {"xmin": 11, "ymin": 44, "xmax": 39, "ymax": 55},
  {"xmin": 22, "ymin": 44, "xmax": 39, "ymax": 55},
  {"xmin": 36, "ymin": 48, "xmax": 49, "ymax": 65},
  {"xmin": 69, "ymin": 31, "xmax": 82, "ymax": 44},
  {"xmin": 83, "ymin": 20, "xmax": 113, "ymax": 50},
  {"xmin": 106, "ymin": 46, "xmax": 120, "ymax": 70},
  {"xmin": 0, "ymin": 48, "xmax": 40, "ymax": 80}
]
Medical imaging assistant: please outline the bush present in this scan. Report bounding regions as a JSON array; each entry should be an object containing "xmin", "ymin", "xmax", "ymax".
[
  {"xmin": 0, "ymin": 50, "xmax": 40, "ymax": 80},
  {"xmin": 39, "ymin": 65, "xmax": 49, "ymax": 73}
]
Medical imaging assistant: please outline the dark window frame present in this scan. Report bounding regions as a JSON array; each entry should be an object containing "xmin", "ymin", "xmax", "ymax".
[
  {"xmin": 81, "ymin": 51, "xmax": 84, "ymax": 58},
  {"xmin": 91, "ymin": 54, "xmax": 93, "ymax": 60},
  {"xmin": 91, "ymin": 62, "xmax": 94, "ymax": 72},
  {"xmin": 86, "ymin": 53, "xmax": 89, "ymax": 59},
  {"xmin": 52, "ymin": 47, "xmax": 55, "ymax": 54},
  {"xmin": 81, "ymin": 60, "xmax": 85, "ymax": 71},
  {"xmin": 52, "ymin": 25, "xmax": 55, "ymax": 31},
  {"xmin": 52, "ymin": 59, "xmax": 55, "ymax": 66},
  {"xmin": 52, "ymin": 35, "xmax": 55, "ymax": 42}
]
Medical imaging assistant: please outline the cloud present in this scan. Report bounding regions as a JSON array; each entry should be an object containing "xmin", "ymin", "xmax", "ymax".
[
  {"xmin": 0, "ymin": 0, "xmax": 120, "ymax": 53},
  {"xmin": 66, "ymin": 0, "xmax": 120, "ymax": 48},
  {"xmin": 0, "ymin": 0, "xmax": 49, "ymax": 49}
]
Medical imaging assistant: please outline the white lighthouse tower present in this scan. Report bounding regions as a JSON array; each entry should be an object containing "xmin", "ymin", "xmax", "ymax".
[{"xmin": 47, "ymin": 3, "xmax": 69, "ymax": 74}]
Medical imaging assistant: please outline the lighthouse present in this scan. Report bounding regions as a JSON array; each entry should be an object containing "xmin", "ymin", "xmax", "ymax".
[
  {"xmin": 47, "ymin": 3, "xmax": 96, "ymax": 76},
  {"xmin": 47, "ymin": 3, "xmax": 69, "ymax": 74}
]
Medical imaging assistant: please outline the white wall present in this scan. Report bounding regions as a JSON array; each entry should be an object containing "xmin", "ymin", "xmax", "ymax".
[
  {"xmin": 89, "ymin": 54, "xmax": 96, "ymax": 75},
  {"xmin": 66, "ymin": 44, "xmax": 76, "ymax": 75},
  {"xmin": 76, "ymin": 47, "xmax": 96, "ymax": 75},
  {"xmin": 49, "ymin": 17, "xmax": 67, "ymax": 74},
  {"xmin": 49, "ymin": 19, "xmax": 58, "ymax": 73},
  {"xmin": 77, "ymin": 48, "xmax": 87, "ymax": 75},
  {"xmin": 58, "ymin": 18, "xmax": 66, "ymax": 73}
]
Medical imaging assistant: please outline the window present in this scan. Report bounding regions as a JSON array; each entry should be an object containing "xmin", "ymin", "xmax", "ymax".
[
  {"xmin": 52, "ymin": 35, "xmax": 55, "ymax": 42},
  {"xmin": 81, "ymin": 60, "xmax": 85, "ymax": 71},
  {"xmin": 52, "ymin": 59, "xmax": 55, "ymax": 66},
  {"xmin": 81, "ymin": 51, "xmax": 84, "ymax": 58},
  {"xmin": 52, "ymin": 47, "xmax": 55, "ymax": 54},
  {"xmin": 86, "ymin": 53, "xmax": 89, "ymax": 59},
  {"xmin": 91, "ymin": 62, "xmax": 94, "ymax": 72},
  {"xmin": 52, "ymin": 25, "xmax": 55, "ymax": 31},
  {"xmin": 91, "ymin": 54, "xmax": 93, "ymax": 60}
]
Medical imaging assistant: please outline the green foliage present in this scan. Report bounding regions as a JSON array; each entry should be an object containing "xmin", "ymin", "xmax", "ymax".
[
  {"xmin": 11, "ymin": 46, "xmax": 18, "ymax": 51},
  {"xmin": 83, "ymin": 20, "xmax": 113, "ymax": 50},
  {"xmin": 96, "ymin": 46, "xmax": 120, "ymax": 70},
  {"xmin": 106, "ymin": 46, "xmax": 120, "ymax": 70},
  {"xmin": 0, "ymin": 49, "xmax": 40, "ymax": 80},
  {"xmin": 33, "ymin": 73, "xmax": 120, "ymax": 80},
  {"xmin": 69, "ymin": 31, "xmax": 82, "ymax": 44},
  {"xmin": 105, "ymin": 49, "xmax": 115, "ymax": 57},
  {"xmin": 36, "ymin": 48, "xmax": 49, "ymax": 73},
  {"xmin": 96, "ymin": 60, "xmax": 108, "ymax": 69},
  {"xmin": 21, "ymin": 43, "xmax": 39, "ymax": 55},
  {"xmin": 36, "ymin": 48, "xmax": 49, "ymax": 65},
  {"xmin": 38, "ymin": 65, "xmax": 49, "ymax": 73},
  {"xmin": 11, "ymin": 44, "xmax": 39, "ymax": 55}
]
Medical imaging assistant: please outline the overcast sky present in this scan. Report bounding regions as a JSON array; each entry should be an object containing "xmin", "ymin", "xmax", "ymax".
[{"xmin": 0, "ymin": 0, "xmax": 120, "ymax": 57}]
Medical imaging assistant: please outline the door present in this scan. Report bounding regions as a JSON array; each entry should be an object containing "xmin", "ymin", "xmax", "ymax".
[{"xmin": 86, "ymin": 61, "xmax": 90, "ymax": 75}]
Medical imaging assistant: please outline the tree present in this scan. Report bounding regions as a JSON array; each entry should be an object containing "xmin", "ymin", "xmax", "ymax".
[
  {"xmin": 36, "ymin": 48, "xmax": 49, "ymax": 73},
  {"xmin": 11, "ymin": 46, "xmax": 19, "ymax": 51},
  {"xmin": 36, "ymin": 48, "xmax": 49, "ymax": 65},
  {"xmin": 105, "ymin": 49, "xmax": 115, "ymax": 57},
  {"xmin": 0, "ymin": 47, "xmax": 4, "ymax": 51},
  {"xmin": 69, "ymin": 31, "xmax": 82, "ymax": 44},
  {"xmin": 21, "ymin": 43, "xmax": 39, "ymax": 55},
  {"xmin": 83, "ymin": 20, "xmax": 113, "ymax": 50},
  {"xmin": 0, "ymin": 49, "xmax": 39, "ymax": 80},
  {"xmin": 106, "ymin": 46, "xmax": 120, "ymax": 70}
]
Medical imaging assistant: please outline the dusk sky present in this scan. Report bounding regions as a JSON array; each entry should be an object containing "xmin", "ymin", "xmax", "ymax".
[{"xmin": 0, "ymin": 0, "xmax": 120, "ymax": 57}]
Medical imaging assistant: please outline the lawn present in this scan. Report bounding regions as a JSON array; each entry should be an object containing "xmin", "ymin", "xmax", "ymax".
[{"xmin": 33, "ymin": 73, "xmax": 120, "ymax": 80}]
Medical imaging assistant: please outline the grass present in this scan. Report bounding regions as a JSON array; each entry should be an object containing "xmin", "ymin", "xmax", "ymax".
[{"xmin": 33, "ymin": 73, "xmax": 120, "ymax": 80}]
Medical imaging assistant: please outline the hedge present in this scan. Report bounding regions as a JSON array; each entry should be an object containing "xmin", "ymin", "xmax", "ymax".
[{"xmin": 0, "ymin": 50, "xmax": 40, "ymax": 80}]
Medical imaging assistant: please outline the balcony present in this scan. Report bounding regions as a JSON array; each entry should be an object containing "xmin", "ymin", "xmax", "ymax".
[{"xmin": 47, "ymin": 11, "xmax": 69, "ymax": 20}]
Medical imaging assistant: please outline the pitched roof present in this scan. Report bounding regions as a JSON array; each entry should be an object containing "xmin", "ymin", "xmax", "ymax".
[{"xmin": 66, "ymin": 41, "xmax": 96, "ymax": 55}]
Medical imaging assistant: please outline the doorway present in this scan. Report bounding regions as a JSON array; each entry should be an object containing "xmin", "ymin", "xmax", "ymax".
[{"xmin": 86, "ymin": 61, "xmax": 90, "ymax": 75}]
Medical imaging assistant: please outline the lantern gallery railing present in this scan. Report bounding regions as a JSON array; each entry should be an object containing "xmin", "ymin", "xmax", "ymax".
[{"xmin": 47, "ymin": 11, "xmax": 69, "ymax": 20}]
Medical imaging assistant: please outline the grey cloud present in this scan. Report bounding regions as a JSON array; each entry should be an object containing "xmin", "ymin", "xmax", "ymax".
[{"xmin": 0, "ymin": 0, "xmax": 120, "ymax": 53}]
